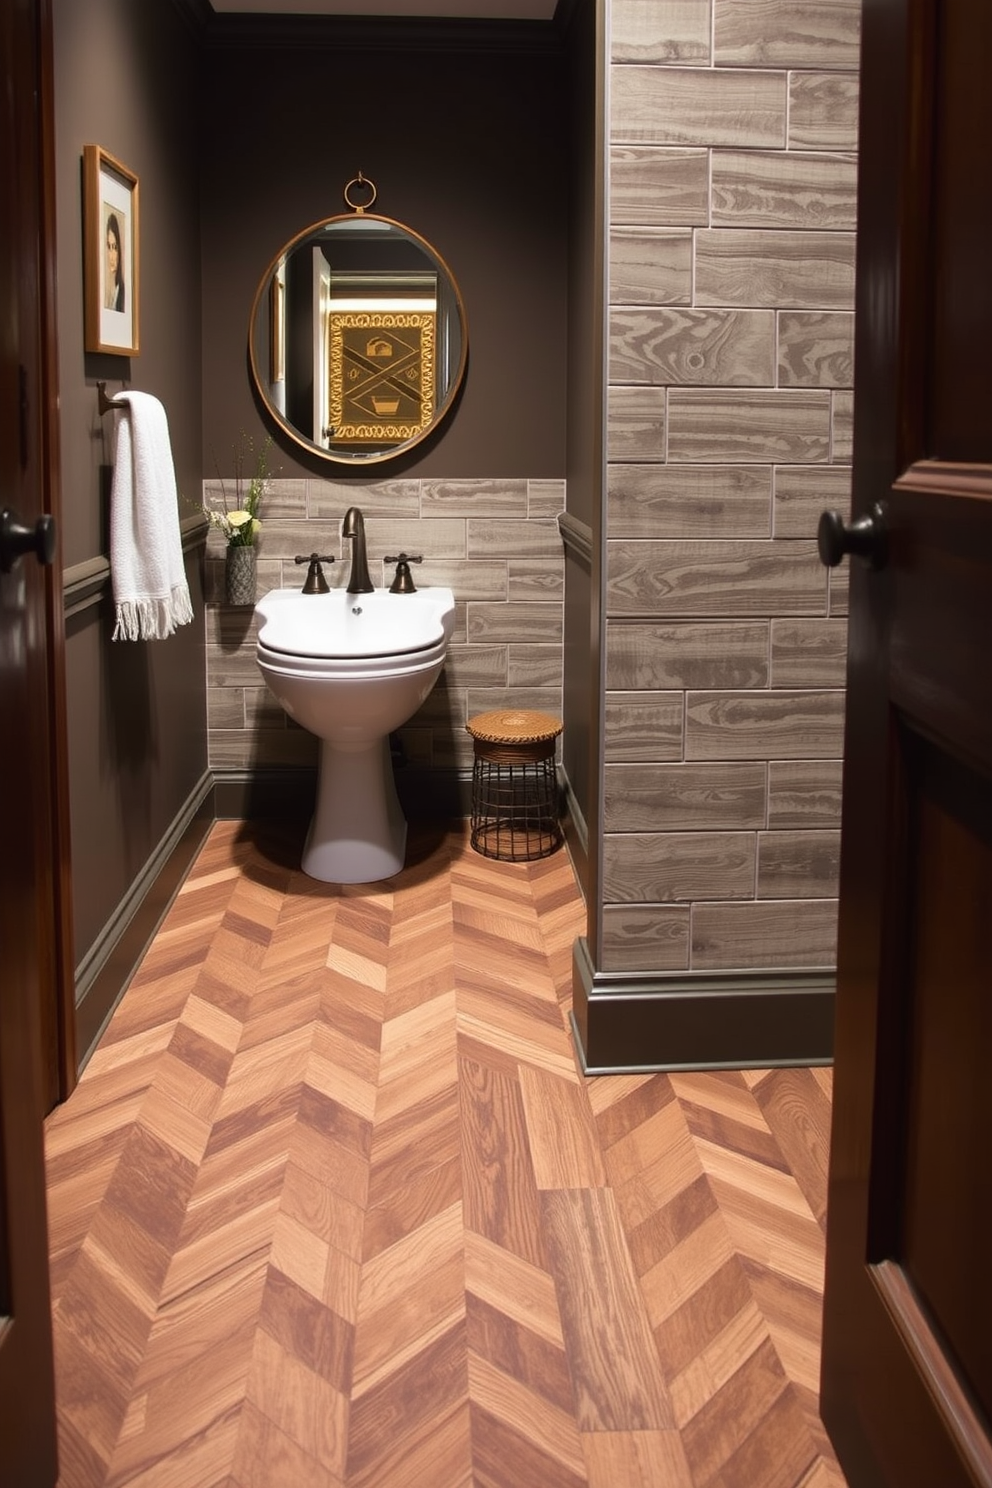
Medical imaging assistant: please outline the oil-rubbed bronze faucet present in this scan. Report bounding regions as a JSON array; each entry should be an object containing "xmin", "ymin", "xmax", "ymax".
[
  {"xmin": 384, "ymin": 553, "xmax": 423, "ymax": 594},
  {"xmin": 342, "ymin": 506, "xmax": 374, "ymax": 594},
  {"xmin": 295, "ymin": 553, "xmax": 335, "ymax": 593}
]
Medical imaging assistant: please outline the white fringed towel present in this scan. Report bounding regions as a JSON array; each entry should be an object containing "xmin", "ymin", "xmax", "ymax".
[{"xmin": 109, "ymin": 391, "xmax": 194, "ymax": 641}]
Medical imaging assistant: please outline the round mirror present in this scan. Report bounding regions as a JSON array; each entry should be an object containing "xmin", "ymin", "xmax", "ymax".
[{"xmin": 248, "ymin": 196, "xmax": 468, "ymax": 466}]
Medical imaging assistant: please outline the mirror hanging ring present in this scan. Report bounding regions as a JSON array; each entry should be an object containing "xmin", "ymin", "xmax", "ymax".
[{"xmin": 248, "ymin": 173, "xmax": 468, "ymax": 468}]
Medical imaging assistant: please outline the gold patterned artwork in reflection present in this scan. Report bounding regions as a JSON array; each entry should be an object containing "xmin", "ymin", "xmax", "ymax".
[{"xmin": 327, "ymin": 311, "xmax": 435, "ymax": 445}]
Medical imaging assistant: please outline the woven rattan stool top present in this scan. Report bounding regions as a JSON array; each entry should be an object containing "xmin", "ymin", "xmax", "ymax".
[{"xmin": 466, "ymin": 709, "xmax": 563, "ymax": 746}]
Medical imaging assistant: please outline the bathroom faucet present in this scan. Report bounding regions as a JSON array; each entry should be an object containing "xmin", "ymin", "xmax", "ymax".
[{"xmin": 342, "ymin": 506, "xmax": 374, "ymax": 594}]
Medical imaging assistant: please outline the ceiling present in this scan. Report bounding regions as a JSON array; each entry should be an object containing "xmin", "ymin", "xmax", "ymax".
[{"xmin": 208, "ymin": 0, "xmax": 557, "ymax": 18}]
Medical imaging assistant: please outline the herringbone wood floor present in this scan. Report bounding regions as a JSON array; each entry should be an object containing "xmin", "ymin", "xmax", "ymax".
[{"xmin": 45, "ymin": 819, "xmax": 847, "ymax": 1487}]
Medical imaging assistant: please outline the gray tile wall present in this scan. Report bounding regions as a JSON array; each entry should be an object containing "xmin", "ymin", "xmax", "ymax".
[
  {"xmin": 203, "ymin": 477, "xmax": 565, "ymax": 774},
  {"xmin": 602, "ymin": 0, "xmax": 859, "ymax": 972}
]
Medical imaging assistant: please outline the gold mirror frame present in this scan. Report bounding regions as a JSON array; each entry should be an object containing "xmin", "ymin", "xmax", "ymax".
[{"xmin": 248, "ymin": 182, "xmax": 468, "ymax": 467}]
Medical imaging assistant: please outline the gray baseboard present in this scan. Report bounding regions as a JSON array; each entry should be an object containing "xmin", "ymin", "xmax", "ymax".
[
  {"xmin": 74, "ymin": 770, "xmax": 215, "ymax": 1068},
  {"xmin": 558, "ymin": 768, "xmax": 588, "ymax": 901},
  {"xmin": 571, "ymin": 936, "xmax": 835, "ymax": 1074}
]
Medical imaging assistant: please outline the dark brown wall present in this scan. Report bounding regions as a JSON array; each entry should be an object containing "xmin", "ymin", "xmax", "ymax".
[
  {"xmin": 53, "ymin": 0, "xmax": 207, "ymax": 978},
  {"xmin": 199, "ymin": 29, "xmax": 569, "ymax": 478}
]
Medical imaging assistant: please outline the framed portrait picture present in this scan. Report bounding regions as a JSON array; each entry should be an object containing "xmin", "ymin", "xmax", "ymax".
[{"xmin": 83, "ymin": 144, "xmax": 140, "ymax": 356}]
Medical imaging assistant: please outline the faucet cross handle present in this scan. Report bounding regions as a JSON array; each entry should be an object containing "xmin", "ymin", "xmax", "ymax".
[
  {"xmin": 295, "ymin": 552, "xmax": 336, "ymax": 594},
  {"xmin": 384, "ymin": 553, "xmax": 423, "ymax": 594}
]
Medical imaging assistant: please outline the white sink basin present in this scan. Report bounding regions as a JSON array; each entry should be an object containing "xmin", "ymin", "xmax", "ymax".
[{"xmin": 255, "ymin": 585, "xmax": 456, "ymax": 659}]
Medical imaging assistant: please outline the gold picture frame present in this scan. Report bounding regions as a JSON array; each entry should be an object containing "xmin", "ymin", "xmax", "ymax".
[
  {"xmin": 83, "ymin": 144, "xmax": 140, "ymax": 356},
  {"xmin": 327, "ymin": 310, "xmax": 435, "ymax": 445}
]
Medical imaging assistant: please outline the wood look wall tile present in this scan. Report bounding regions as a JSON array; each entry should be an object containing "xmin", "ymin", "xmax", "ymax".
[
  {"xmin": 685, "ymin": 690, "xmax": 845, "ymax": 760},
  {"xmin": 528, "ymin": 479, "xmax": 567, "ymax": 518},
  {"xmin": 467, "ymin": 604, "xmax": 563, "ymax": 646},
  {"xmin": 507, "ymin": 646, "xmax": 564, "ymax": 688},
  {"xmin": 607, "ymin": 540, "xmax": 824, "ymax": 618},
  {"xmin": 610, "ymin": 308, "xmax": 775, "ymax": 387},
  {"xmin": 444, "ymin": 644, "xmax": 507, "ymax": 689},
  {"xmin": 605, "ymin": 762, "xmax": 767, "ymax": 832},
  {"xmin": 770, "ymin": 618, "xmax": 848, "ymax": 688},
  {"xmin": 307, "ymin": 477, "xmax": 420, "ymax": 520},
  {"xmin": 611, "ymin": 0, "xmax": 711, "ymax": 63},
  {"xmin": 611, "ymin": 66, "xmax": 787, "ymax": 148},
  {"xmin": 789, "ymin": 72, "xmax": 860, "ymax": 151},
  {"xmin": 690, "ymin": 898, "xmax": 838, "ymax": 969},
  {"xmin": 360, "ymin": 516, "xmax": 467, "ymax": 563},
  {"xmin": 209, "ymin": 730, "xmax": 317, "ymax": 773},
  {"xmin": 603, "ymin": 832, "xmax": 756, "ymax": 903},
  {"xmin": 601, "ymin": 905, "xmax": 691, "ymax": 972},
  {"xmin": 466, "ymin": 519, "xmax": 562, "ymax": 560},
  {"xmin": 610, "ymin": 146, "xmax": 710, "ymax": 226},
  {"xmin": 695, "ymin": 230, "xmax": 856, "ymax": 311},
  {"xmin": 243, "ymin": 688, "xmax": 286, "ymax": 730},
  {"xmin": 757, "ymin": 830, "xmax": 841, "ymax": 899},
  {"xmin": 608, "ymin": 464, "xmax": 772, "ymax": 539},
  {"xmin": 207, "ymin": 688, "xmax": 247, "ymax": 730},
  {"xmin": 607, "ymin": 621, "xmax": 769, "ymax": 691},
  {"xmin": 610, "ymin": 228, "xmax": 693, "ymax": 306},
  {"xmin": 604, "ymin": 692, "xmax": 684, "ymax": 762},
  {"xmin": 248, "ymin": 478, "xmax": 308, "ymax": 521},
  {"xmin": 714, "ymin": 0, "xmax": 861, "ymax": 69},
  {"xmin": 607, "ymin": 387, "xmax": 667, "ymax": 462},
  {"xmin": 773, "ymin": 466, "xmax": 851, "ymax": 539},
  {"xmin": 831, "ymin": 390, "xmax": 854, "ymax": 461},
  {"xmin": 507, "ymin": 561, "xmax": 564, "ymax": 601},
  {"xmin": 667, "ymin": 390, "xmax": 831, "ymax": 463},
  {"xmin": 778, "ymin": 313, "xmax": 854, "ymax": 388},
  {"xmin": 711, "ymin": 151, "xmax": 857, "ymax": 230},
  {"xmin": 767, "ymin": 761, "xmax": 843, "ymax": 828},
  {"xmin": 421, "ymin": 479, "xmax": 528, "ymax": 517}
]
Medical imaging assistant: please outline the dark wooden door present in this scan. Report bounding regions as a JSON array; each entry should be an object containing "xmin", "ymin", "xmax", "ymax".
[
  {"xmin": 0, "ymin": 0, "xmax": 60, "ymax": 1482},
  {"xmin": 819, "ymin": 2, "xmax": 992, "ymax": 1485}
]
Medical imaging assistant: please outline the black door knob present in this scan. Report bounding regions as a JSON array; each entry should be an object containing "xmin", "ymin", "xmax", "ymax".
[
  {"xmin": 817, "ymin": 502, "xmax": 887, "ymax": 569},
  {"xmin": 0, "ymin": 509, "xmax": 57, "ymax": 573}
]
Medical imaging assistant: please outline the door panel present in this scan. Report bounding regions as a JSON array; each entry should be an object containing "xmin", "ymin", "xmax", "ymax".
[
  {"xmin": 0, "ymin": 0, "xmax": 59, "ymax": 1481},
  {"xmin": 820, "ymin": 1, "xmax": 992, "ymax": 1484}
]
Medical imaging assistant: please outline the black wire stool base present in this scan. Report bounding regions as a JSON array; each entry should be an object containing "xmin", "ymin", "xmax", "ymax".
[{"xmin": 470, "ymin": 753, "xmax": 562, "ymax": 862}]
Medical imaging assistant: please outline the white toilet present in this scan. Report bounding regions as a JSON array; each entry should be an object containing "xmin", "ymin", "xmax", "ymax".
[{"xmin": 255, "ymin": 586, "xmax": 456, "ymax": 883}]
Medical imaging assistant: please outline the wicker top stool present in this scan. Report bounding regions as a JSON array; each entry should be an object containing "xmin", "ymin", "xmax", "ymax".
[{"xmin": 466, "ymin": 709, "xmax": 563, "ymax": 862}]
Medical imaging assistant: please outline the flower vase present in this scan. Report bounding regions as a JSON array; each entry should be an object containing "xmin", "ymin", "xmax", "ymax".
[{"xmin": 225, "ymin": 545, "xmax": 257, "ymax": 606}]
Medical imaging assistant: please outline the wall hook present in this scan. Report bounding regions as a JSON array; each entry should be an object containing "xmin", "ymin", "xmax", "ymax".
[{"xmin": 97, "ymin": 381, "xmax": 126, "ymax": 415}]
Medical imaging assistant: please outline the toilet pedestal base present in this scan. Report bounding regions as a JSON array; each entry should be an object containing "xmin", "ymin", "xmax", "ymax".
[{"xmin": 302, "ymin": 736, "xmax": 407, "ymax": 884}]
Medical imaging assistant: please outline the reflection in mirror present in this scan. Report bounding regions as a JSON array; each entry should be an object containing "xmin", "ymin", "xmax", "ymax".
[{"xmin": 249, "ymin": 191, "xmax": 467, "ymax": 466}]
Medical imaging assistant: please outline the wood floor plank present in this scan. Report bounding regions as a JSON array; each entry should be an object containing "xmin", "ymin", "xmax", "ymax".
[
  {"xmin": 46, "ymin": 822, "xmax": 847, "ymax": 1487},
  {"xmin": 519, "ymin": 1064, "xmax": 607, "ymax": 1190},
  {"xmin": 458, "ymin": 1054, "xmax": 548, "ymax": 1270},
  {"xmin": 541, "ymin": 1187, "xmax": 673, "ymax": 1431},
  {"xmin": 582, "ymin": 1429, "xmax": 694, "ymax": 1488}
]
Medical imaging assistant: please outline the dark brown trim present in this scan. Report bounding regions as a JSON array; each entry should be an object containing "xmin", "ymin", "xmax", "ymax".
[
  {"xmin": 74, "ymin": 774, "xmax": 214, "ymax": 1070},
  {"xmin": 571, "ymin": 938, "xmax": 835, "ymax": 1073},
  {"xmin": 38, "ymin": 0, "xmax": 77, "ymax": 1104},
  {"xmin": 64, "ymin": 517, "xmax": 206, "ymax": 617}
]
